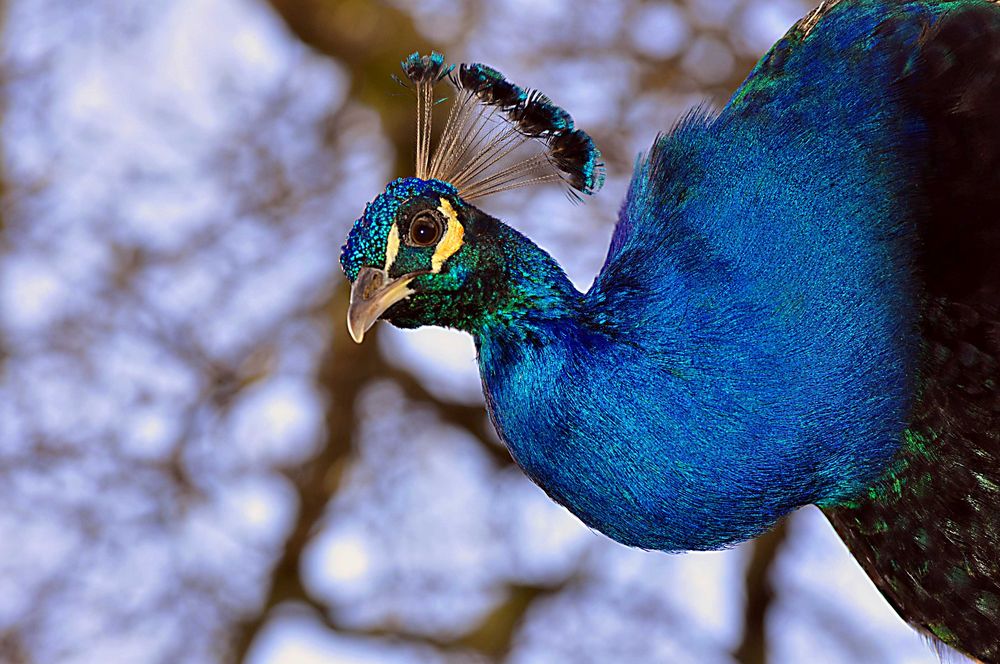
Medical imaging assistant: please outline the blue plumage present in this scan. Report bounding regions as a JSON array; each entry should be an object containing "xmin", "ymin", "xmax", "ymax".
[
  {"xmin": 481, "ymin": 1, "xmax": 929, "ymax": 551},
  {"xmin": 341, "ymin": 1, "xmax": 1000, "ymax": 659}
]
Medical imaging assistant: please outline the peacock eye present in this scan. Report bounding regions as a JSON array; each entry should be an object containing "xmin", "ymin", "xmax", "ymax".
[{"xmin": 407, "ymin": 210, "xmax": 444, "ymax": 247}]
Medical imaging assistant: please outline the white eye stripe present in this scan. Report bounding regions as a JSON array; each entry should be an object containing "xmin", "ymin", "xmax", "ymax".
[
  {"xmin": 431, "ymin": 198, "xmax": 464, "ymax": 273},
  {"xmin": 384, "ymin": 224, "xmax": 401, "ymax": 271},
  {"xmin": 384, "ymin": 199, "xmax": 463, "ymax": 275}
]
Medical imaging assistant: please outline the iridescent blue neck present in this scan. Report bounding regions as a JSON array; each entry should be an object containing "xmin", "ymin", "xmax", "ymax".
[{"xmin": 468, "ymin": 219, "xmax": 583, "ymax": 342}]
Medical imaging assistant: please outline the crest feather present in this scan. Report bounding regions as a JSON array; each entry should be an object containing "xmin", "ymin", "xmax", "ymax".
[{"xmin": 396, "ymin": 52, "xmax": 605, "ymax": 201}]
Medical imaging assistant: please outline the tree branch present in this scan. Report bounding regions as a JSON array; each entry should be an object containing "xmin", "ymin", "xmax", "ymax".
[
  {"xmin": 377, "ymin": 361, "xmax": 512, "ymax": 467},
  {"xmin": 284, "ymin": 577, "xmax": 574, "ymax": 661},
  {"xmin": 228, "ymin": 283, "xmax": 381, "ymax": 661},
  {"xmin": 264, "ymin": 0, "xmax": 441, "ymax": 178},
  {"xmin": 227, "ymin": 284, "xmax": 519, "ymax": 662},
  {"xmin": 733, "ymin": 518, "xmax": 789, "ymax": 664}
]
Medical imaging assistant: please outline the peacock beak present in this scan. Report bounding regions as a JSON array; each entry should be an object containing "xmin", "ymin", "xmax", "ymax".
[{"xmin": 346, "ymin": 266, "xmax": 423, "ymax": 344}]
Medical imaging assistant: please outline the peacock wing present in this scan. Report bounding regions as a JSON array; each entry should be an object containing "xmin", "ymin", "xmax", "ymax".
[{"xmin": 818, "ymin": 2, "xmax": 1000, "ymax": 662}]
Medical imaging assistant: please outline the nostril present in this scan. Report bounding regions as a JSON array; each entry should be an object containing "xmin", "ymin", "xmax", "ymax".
[{"xmin": 360, "ymin": 269, "xmax": 387, "ymax": 300}]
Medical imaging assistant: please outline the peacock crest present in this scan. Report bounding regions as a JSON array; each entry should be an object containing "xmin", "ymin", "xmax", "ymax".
[{"xmin": 395, "ymin": 52, "xmax": 605, "ymax": 201}]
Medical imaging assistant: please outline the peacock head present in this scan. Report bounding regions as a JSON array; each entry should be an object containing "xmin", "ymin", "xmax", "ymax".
[
  {"xmin": 339, "ymin": 52, "xmax": 604, "ymax": 342},
  {"xmin": 340, "ymin": 176, "xmax": 480, "ymax": 340}
]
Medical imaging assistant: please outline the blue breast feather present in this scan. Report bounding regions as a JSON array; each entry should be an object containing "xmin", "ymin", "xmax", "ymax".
[{"xmin": 475, "ymin": 2, "xmax": 949, "ymax": 551}]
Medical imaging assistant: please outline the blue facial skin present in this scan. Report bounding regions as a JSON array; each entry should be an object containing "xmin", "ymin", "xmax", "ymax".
[{"xmin": 339, "ymin": 1, "xmax": 961, "ymax": 552}]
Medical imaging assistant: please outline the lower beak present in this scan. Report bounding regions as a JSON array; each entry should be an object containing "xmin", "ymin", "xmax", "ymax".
[{"xmin": 347, "ymin": 267, "xmax": 422, "ymax": 343}]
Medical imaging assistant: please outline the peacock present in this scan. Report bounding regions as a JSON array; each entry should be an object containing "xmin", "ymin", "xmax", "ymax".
[{"xmin": 339, "ymin": 1, "xmax": 1000, "ymax": 660}]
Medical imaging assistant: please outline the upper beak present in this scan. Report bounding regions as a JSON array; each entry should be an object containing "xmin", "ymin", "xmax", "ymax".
[{"xmin": 347, "ymin": 266, "xmax": 423, "ymax": 344}]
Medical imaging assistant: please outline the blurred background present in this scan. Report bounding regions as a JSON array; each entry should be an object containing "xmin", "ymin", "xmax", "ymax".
[{"xmin": 0, "ymin": 1, "xmax": 956, "ymax": 662}]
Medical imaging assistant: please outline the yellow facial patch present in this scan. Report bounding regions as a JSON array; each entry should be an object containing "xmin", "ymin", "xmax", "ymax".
[
  {"xmin": 383, "ymin": 224, "xmax": 401, "ymax": 271},
  {"xmin": 431, "ymin": 198, "xmax": 465, "ymax": 273}
]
